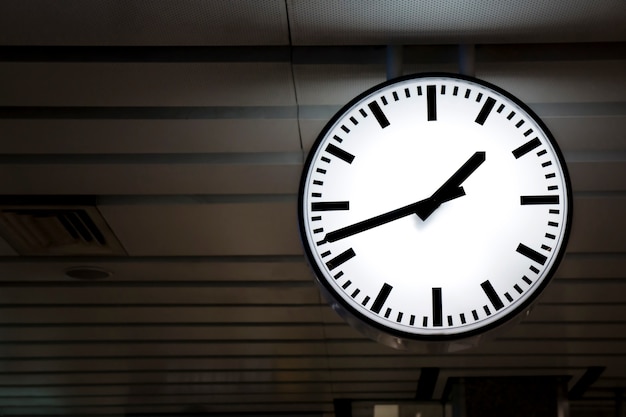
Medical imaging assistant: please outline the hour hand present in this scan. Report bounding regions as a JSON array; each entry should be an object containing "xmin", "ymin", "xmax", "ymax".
[
  {"xmin": 414, "ymin": 186, "xmax": 465, "ymax": 220},
  {"xmin": 414, "ymin": 151, "xmax": 485, "ymax": 221}
]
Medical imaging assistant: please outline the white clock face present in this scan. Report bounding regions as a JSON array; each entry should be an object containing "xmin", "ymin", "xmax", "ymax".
[{"xmin": 299, "ymin": 73, "xmax": 572, "ymax": 341}]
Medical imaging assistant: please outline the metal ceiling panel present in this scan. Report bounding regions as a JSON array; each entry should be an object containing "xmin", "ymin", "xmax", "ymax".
[
  {"xmin": 0, "ymin": 119, "xmax": 301, "ymax": 154},
  {"xmin": 0, "ymin": 1, "xmax": 625, "ymax": 415},
  {"xmin": 287, "ymin": 0, "xmax": 626, "ymax": 45},
  {"xmin": 0, "ymin": 0, "xmax": 289, "ymax": 46},
  {"xmin": 0, "ymin": 160, "xmax": 303, "ymax": 195},
  {"xmin": 98, "ymin": 201, "xmax": 302, "ymax": 256},
  {"xmin": 0, "ymin": 62, "xmax": 296, "ymax": 106}
]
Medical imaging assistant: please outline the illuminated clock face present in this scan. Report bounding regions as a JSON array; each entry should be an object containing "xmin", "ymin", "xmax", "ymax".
[{"xmin": 298, "ymin": 73, "xmax": 572, "ymax": 342}]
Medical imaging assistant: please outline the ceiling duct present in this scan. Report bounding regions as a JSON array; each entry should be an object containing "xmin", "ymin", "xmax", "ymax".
[{"xmin": 0, "ymin": 205, "xmax": 126, "ymax": 256}]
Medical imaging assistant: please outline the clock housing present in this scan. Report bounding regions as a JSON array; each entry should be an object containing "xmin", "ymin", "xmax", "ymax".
[{"xmin": 298, "ymin": 73, "xmax": 572, "ymax": 350}]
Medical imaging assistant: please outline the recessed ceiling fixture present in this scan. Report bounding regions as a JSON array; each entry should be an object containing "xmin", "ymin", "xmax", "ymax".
[{"xmin": 64, "ymin": 266, "xmax": 112, "ymax": 280}]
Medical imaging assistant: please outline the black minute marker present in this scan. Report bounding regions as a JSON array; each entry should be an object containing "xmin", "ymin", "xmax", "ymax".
[
  {"xmin": 520, "ymin": 195, "xmax": 559, "ymax": 205},
  {"xmin": 325, "ymin": 143, "xmax": 355, "ymax": 164},
  {"xmin": 325, "ymin": 248, "xmax": 356, "ymax": 271},
  {"xmin": 432, "ymin": 288, "xmax": 443, "ymax": 327},
  {"xmin": 371, "ymin": 283, "xmax": 393, "ymax": 314},
  {"xmin": 512, "ymin": 138, "xmax": 541, "ymax": 159},
  {"xmin": 516, "ymin": 243, "xmax": 547, "ymax": 265},
  {"xmin": 481, "ymin": 280, "xmax": 504, "ymax": 311},
  {"xmin": 427, "ymin": 85, "xmax": 437, "ymax": 121},
  {"xmin": 475, "ymin": 97, "xmax": 496, "ymax": 125},
  {"xmin": 368, "ymin": 101, "xmax": 390, "ymax": 128}
]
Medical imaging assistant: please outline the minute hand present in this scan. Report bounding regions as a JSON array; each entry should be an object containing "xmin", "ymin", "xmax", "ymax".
[
  {"xmin": 414, "ymin": 151, "xmax": 486, "ymax": 220},
  {"xmin": 325, "ymin": 199, "xmax": 426, "ymax": 243},
  {"xmin": 324, "ymin": 185, "xmax": 466, "ymax": 243}
]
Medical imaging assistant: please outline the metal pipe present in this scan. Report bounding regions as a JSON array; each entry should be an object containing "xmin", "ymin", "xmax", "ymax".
[
  {"xmin": 386, "ymin": 45, "xmax": 403, "ymax": 80},
  {"xmin": 458, "ymin": 44, "xmax": 476, "ymax": 77}
]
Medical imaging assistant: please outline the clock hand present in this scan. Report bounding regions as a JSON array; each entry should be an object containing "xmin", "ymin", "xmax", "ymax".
[
  {"xmin": 325, "ymin": 199, "xmax": 427, "ymax": 243},
  {"xmin": 324, "ymin": 152, "xmax": 485, "ymax": 243},
  {"xmin": 414, "ymin": 151, "xmax": 486, "ymax": 220}
]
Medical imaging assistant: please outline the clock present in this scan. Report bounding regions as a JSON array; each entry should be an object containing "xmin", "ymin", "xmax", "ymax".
[{"xmin": 298, "ymin": 73, "xmax": 572, "ymax": 349}]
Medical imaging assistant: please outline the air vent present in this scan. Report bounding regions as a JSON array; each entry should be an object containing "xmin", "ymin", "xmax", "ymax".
[{"xmin": 0, "ymin": 206, "xmax": 126, "ymax": 256}]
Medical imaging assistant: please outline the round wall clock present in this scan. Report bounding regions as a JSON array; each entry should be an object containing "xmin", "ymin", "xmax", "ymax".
[{"xmin": 298, "ymin": 73, "xmax": 572, "ymax": 350}]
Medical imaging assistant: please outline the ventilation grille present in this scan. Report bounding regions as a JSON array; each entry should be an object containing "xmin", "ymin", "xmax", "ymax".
[{"xmin": 0, "ymin": 206, "xmax": 126, "ymax": 256}]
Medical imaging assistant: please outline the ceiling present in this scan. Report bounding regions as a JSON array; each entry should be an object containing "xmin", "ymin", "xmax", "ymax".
[{"xmin": 0, "ymin": 1, "xmax": 625, "ymax": 416}]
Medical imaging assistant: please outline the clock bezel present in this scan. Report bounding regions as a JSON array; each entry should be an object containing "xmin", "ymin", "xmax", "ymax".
[{"xmin": 297, "ymin": 72, "xmax": 573, "ymax": 344}]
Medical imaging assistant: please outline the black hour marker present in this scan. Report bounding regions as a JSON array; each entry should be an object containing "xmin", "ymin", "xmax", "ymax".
[
  {"xmin": 342, "ymin": 280, "xmax": 351, "ymax": 289},
  {"xmin": 359, "ymin": 108, "xmax": 367, "ymax": 117},
  {"xmin": 524, "ymin": 129, "xmax": 534, "ymax": 137},
  {"xmin": 432, "ymin": 287, "xmax": 443, "ymax": 327},
  {"xmin": 313, "ymin": 228, "xmax": 323, "ymax": 234},
  {"xmin": 311, "ymin": 192, "xmax": 321, "ymax": 198},
  {"xmin": 447, "ymin": 316, "xmax": 453, "ymax": 326},
  {"xmin": 326, "ymin": 248, "xmax": 356, "ymax": 271},
  {"xmin": 545, "ymin": 233, "xmax": 556, "ymax": 239},
  {"xmin": 514, "ymin": 284, "xmax": 523, "ymax": 294},
  {"xmin": 475, "ymin": 97, "xmax": 496, "ymax": 125},
  {"xmin": 542, "ymin": 161, "xmax": 553, "ymax": 168},
  {"xmin": 417, "ymin": 86, "xmax": 423, "ymax": 95},
  {"xmin": 441, "ymin": 85, "xmax": 446, "ymax": 94},
  {"xmin": 316, "ymin": 168, "xmax": 326, "ymax": 174},
  {"xmin": 341, "ymin": 125, "xmax": 350, "ymax": 133},
  {"xmin": 512, "ymin": 138, "xmax": 541, "ymax": 159},
  {"xmin": 523, "ymin": 275, "xmax": 533, "ymax": 285},
  {"xmin": 410, "ymin": 315, "xmax": 415, "ymax": 325},
  {"xmin": 349, "ymin": 116, "xmax": 358, "ymax": 125},
  {"xmin": 460, "ymin": 313, "xmax": 466, "ymax": 324},
  {"xmin": 311, "ymin": 216, "xmax": 321, "ymax": 221},
  {"xmin": 497, "ymin": 104, "xmax": 505, "ymax": 113},
  {"xmin": 453, "ymin": 86, "xmax": 459, "ymax": 96},
  {"xmin": 381, "ymin": 96, "xmax": 388, "ymax": 105},
  {"xmin": 334, "ymin": 271, "xmax": 344, "ymax": 279},
  {"xmin": 472, "ymin": 310, "xmax": 479, "ymax": 320},
  {"xmin": 392, "ymin": 91, "xmax": 399, "ymax": 101},
  {"xmin": 481, "ymin": 280, "xmax": 504, "ymax": 311},
  {"xmin": 404, "ymin": 88, "xmax": 411, "ymax": 97},
  {"xmin": 507, "ymin": 111, "xmax": 516, "ymax": 120},
  {"xmin": 545, "ymin": 173, "xmax": 556, "ymax": 179},
  {"xmin": 537, "ymin": 149, "xmax": 547, "ymax": 157},
  {"xmin": 529, "ymin": 265, "xmax": 540, "ymax": 274},
  {"xmin": 397, "ymin": 312, "xmax": 403, "ymax": 322},
  {"xmin": 384, "ymin": 308, "xmax": 391, "ymax": 318},
  {"xmin": 464, "ymin": 89, "xmax": 471, "ymax": 98},
  {"xmin": 371, "ymin": 283, "xmax": 393, "ymax": 314},
  {"xmin": 313, "ymin": 180, "xmax": 323, "ymax": 186},
  {"xmin": 548, "ymin": 221, "xmax": 559, "ymax": 227},
  {"xmin": 368, "ymin": 101, "xmax": 390, "ymax": 128},
  {"xmin": 516, "ymin": 120, "xmax": 525, "ymax": 128},
  {"xmin": 311, "ymin": 201, "xmax": 349, "ymax": 211},
  {"xmin": 423, "ymin": 316, "xmax": 428, "ymax": 327},
  {"xmin": 351, "ymin": 289, "xmax": 360, "ymax": 298},
  {"xmin": 476, "ymin": 93, "xmax": 483, "ymax": 102},
  {"xmin": 547, "ymin": 185, "xmax": 558, "ymax": 190},
  {"xmin": 321, "ymin": 156, "xmax": 331, "ymax": 163},
  {"xmin": 362, "ymin": 296, "xmax": 370, "ymax": 306},
  {"xmin": 326, "ymin": 143, "xmax": 355, "ymax": 164},
  {"xmin": 517, "ymin": 243, "xmax": 547, "ymax": 265},
  {"xmin": 427, "ymin": 85, "xmax": 437, "ymax": 121},
  {"xmin": 484, "ymin": 305, "xmax": 492, "ymax": 316},
  {"xmin": 505, "ymin": 292, "xmax": 513, "ymax": 302},
  {"xmin": 520, "ymin": 195, "xmax": 559, "ymax": 205},
  {"xmin": 333, "ymin": 135, "xmax": 343, "ymax": 143}
]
